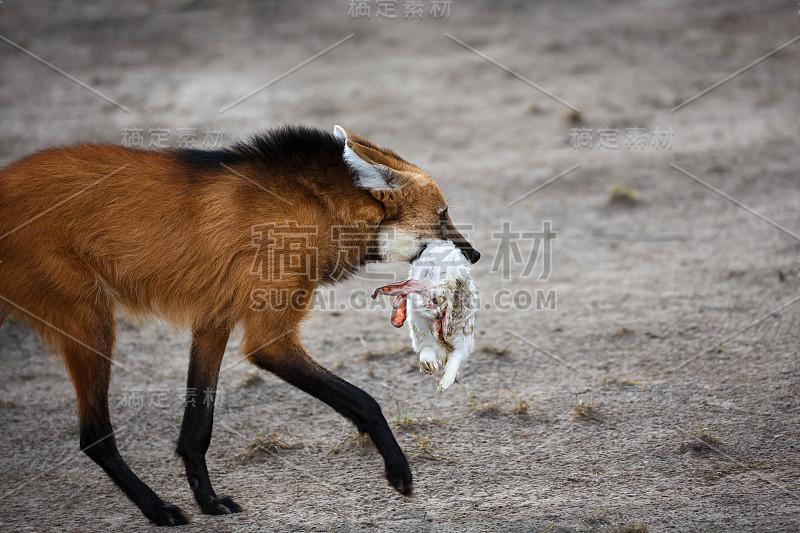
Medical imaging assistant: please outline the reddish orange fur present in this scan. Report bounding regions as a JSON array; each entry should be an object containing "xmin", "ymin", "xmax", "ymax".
[
  {"xmin": 0, "ymin": 140, "xmax": 369, "ymax": 414},
  {"xmin": 0, "ymin": 126, "xmax": 476, "ymax": 521},
  {"xmin": 1, "ymin": 145, "xmax": 379, "ymax": 335},
  {"xmin": 0, "ymin": 131, "xmax": 473, "ymax": 359}
]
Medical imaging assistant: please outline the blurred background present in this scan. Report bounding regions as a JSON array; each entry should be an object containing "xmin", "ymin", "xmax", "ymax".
[{"xmin": 1, "ymin": 1, "xmax": 799, "ymax": 531}]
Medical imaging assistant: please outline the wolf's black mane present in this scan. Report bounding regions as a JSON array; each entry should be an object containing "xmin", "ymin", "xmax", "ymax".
[{"xmin": 175, "ymin": 125, "xmax": 345, "ymax": 173}]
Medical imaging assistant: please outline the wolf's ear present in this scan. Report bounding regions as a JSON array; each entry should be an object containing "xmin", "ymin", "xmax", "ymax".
[
  {"xmin": 333, "ymin": 125, "xmax": 378, "ymax": 149},
  {"xmin": 334, "ymin": 125, "xmax": 413, "ymax": 191}
]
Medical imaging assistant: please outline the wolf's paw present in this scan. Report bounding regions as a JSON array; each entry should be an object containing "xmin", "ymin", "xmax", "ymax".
[
  {"xmin": 145, "ymin": 501, "xmax": 190, "ymax": 527},
  {"xmin": 385, "ymin": 460, "xmax": 413, "ymax": 496},
  {"xmin": 199, "ymin": 495, "xmax": 244, "ymax": 515}
]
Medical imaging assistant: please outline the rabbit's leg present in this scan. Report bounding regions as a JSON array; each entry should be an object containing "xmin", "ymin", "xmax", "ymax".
[
  {"xmin": 419, "ymin": 345, "xmax": 438, "ymax": 374},
  {"xmin": 438, "ymin": 349, "xmax": 467, "ymax": 393}
]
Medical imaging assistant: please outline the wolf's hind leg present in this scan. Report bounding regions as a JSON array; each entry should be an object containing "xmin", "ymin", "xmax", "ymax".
[
  {"xmin": 60, "ymin": 304, "xmax": 189, "ymax": 526},
  {"xmin": 176, "ymin": 325, "xmax": 242, "ymax": 515}
]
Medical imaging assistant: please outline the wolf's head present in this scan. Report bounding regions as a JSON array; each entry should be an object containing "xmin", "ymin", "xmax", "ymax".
[{"xmin": 334, "ymin": 125, "xmax": 480, "ymax": 265}]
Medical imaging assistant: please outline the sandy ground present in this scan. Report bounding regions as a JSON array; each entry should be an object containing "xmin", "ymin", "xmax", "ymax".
[{"xmin": 1, "ymin": 1, "xmax": 799, "ymax": 531}]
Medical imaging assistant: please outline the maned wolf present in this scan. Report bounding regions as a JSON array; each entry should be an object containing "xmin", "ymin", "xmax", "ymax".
[{"xmin": 0, "ymin": 125, "xmax": 479, "ymax": 525}]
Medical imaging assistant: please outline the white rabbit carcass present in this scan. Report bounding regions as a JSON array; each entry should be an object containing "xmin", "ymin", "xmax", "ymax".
[{"xmin": 372, "ymin": 241, "xmax": 477, "ymax": 392}]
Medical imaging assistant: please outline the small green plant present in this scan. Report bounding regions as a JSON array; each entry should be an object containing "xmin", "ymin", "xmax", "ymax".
[
  {"xmin": 393, "ymin": 401, "xmax": 447, "ymax": 428},
  {"xmin": 611, "ymin": 327, "xmax": 634, "ymax": 338},
  {"xmin": 563, "ymin": 108, "xmax": 583, "ymax": 125},
  {"xmin": 694, "ymin": 419, "xmax": 716, "ymax": 443},
  {"xmin": 410, "ymin": 432, "xmax": 446, "ymax": 461},
  {"xmin": 411, "ymin": 432, "xmax": 433, "ymax": 453},
  {"xmin": 467, "ymin": 390, "xmax": 476, "ymax": 408},
  {"xmin": 255, "ymin": 430, "xmax": 301, "ymax": 451},
  {"xmin": 573, "ymin": 400, "xmax": 602, "ymax": 421},
  {"xmin": 503, "ymin": 388, "xmax": 536, "ymax": 415},
  {"xmin": 606, "ymin": 181, "xmax": 640, "ymax": 207},
  {"xmin": 466, "ymin": 391, "xmax": 501, "ymax": 417},
  {"xmin": 330, "ymin": 425, "xmax": 372, "ymax": 455},
  {"xmin": 394, "ymin": 402, "xmax": 422, "ymax": 428},
  {"xmin": 237, "ymin": 429, "xmax": 302, "ymax": 463},
  {"xmin": 677, "ymin": 419, "xmax": 719, "ymax": 455}
]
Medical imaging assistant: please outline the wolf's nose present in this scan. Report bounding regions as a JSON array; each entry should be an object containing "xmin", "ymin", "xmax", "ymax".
[{"xmin": 471, "ymin": 250, "xmax": 481, "ymax": 264}]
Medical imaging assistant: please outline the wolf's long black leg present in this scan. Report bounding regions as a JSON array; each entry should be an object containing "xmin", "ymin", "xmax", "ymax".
[
  {"xmin": 61, "ymin": 322, "xmax": 188, "ymax": 527},
  {"xmin": 176, "ymin": 326, "xmax": 242, "ymax": 515},
  {"xmin": 249, "ymin": 344, "xmax": 412, "ymax": 495}
]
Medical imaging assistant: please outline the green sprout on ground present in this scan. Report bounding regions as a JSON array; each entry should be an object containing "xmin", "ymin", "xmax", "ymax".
[
  {"xmin": 503, "ymin": 388, "xmax": 537, "ymax": 415},
  {"xmin": 330, "ymin": 424, "xmax": 372, "ymax": 455},
  {"xmin": 237, "ymin": 429, "xmax": 303, "ymax": 463},
  {"xmin": 606, "ymin": 181, "xmax": 641, "ymax": 207},
  {"xmin": 677, "ymin": 419, "xmax": 720, "ymax": 455},
  {"xmin": 393, "ymin": 401, "xmax": 447, "ymax": 429},
  {"xmin": 466, "ymin": 390, "xmax": 501, "ymax": 417},
  {"xmin": 573, "ymin": 400, "xmax": 603, "ymax": 421},
  {"xmin": 409, "ymin": 432, "xmax": 447, "ymax": 462}
]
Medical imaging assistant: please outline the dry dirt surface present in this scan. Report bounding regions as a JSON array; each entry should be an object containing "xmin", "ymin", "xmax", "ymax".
[{"xmin": 1, "ymin": 1, "xmax": 799, "ymax": 532}]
